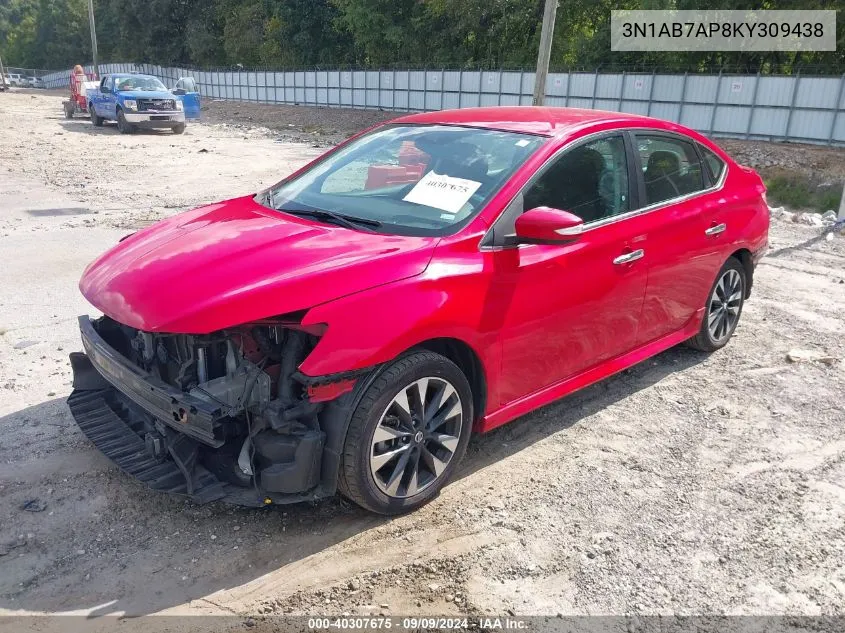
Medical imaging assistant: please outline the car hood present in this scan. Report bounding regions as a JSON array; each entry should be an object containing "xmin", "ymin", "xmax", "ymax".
[
  {"xmin": 116, "ymin": 90, "xmax": 175, "ymax": 99},
  {"xmin": 80, "ymin": 195, "xmax": 439, "ymax": 333}
]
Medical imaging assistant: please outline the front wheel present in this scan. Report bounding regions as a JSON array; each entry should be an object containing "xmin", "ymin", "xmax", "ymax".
[
  {"xmin": 687, "ymin": 257, "xmax": 746, "ymax": 352},
  {"xmin": 338, "ymin": 351, "xmax": 473, "ymax": 515},
  {"xmin": 116, "ymin": 110, "xmax": 133, "ymax": 134},
  {"xmin": 172, "ymin": 123, "xmax": 186, "ymax": 134}
]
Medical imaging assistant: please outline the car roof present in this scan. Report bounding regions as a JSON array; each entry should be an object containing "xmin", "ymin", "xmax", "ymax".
[
  {"xmin": 391, "ymin": 106, "xmax": 676, "ymax": 138},
  {"xmin": 109, "ymin": 73, "xmax": 157, "ymax": 80}
]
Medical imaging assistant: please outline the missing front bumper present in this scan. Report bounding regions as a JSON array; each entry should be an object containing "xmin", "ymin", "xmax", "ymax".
[
  {"xmin": 69, "ymin": 316, "xmax": 330, "ymax": 506},
  {"xmin": 67, "ymin": 388, "xmax": 267, "ymax": 506},
  {"xmin": 77, "ymin": 315, "xmax": 224, "ymax": 446}
]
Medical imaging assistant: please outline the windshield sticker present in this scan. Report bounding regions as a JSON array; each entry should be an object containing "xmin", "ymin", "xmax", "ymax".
[
  {"xmin": 515, "ymin": 139, "xmax": 531, "ymax": 147},
  {"xmin": 402, "ymin": 171, "xmax": 482, "ymax": 214}
]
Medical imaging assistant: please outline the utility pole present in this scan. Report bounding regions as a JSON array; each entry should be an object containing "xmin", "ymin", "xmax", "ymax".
[
  {"xmin": 0, "ymin": 53, "xmax": 7, "ymax": 90},
  {"xmin": 532, "ymin": 0, "xmax": 558, "ymax": 106},
  {"xmin": 87, "ymin": 0, "xmax": 99, "ymax": 77}
]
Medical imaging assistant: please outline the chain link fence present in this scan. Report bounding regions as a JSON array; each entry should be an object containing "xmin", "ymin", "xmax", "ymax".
[{"xmin": 37, "ymin": 62, "xmax": 845, "ymax": 147}]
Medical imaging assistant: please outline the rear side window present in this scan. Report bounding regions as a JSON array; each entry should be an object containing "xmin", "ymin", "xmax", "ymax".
[
  {"xmin": 635, "ymin": 135, "xmax": 705, "ymax": 206},
  {"xmin": 699, "ymin": 144, "xmax": 726, "ymax": 184}
]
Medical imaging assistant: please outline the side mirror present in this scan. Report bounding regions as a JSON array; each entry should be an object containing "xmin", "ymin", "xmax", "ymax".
[
  {"xmin": 172, "ymin": 88, "xmax": 186, "ymax": 95},
  {"xmin": 100, "ymin": 86, "xmax": 111, "ymax": 94},
  {"xmin": 514, "ymin": 206, "xmax": 584, "ymax": 244}
]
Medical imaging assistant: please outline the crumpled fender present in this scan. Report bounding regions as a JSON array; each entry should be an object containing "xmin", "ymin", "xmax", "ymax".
[{"xmin": 298, "ymin": 257, "xmax": 502, "ymax": 410}]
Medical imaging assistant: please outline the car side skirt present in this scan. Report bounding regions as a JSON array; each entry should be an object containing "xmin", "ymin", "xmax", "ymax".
[{"xmin": 478, "ymin": 308, "xmax": 705, "ymax": 433}]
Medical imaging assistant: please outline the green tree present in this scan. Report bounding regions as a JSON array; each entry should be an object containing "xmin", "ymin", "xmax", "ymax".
[{"xmin": 1, "ymin": 0, "xmax": 842, "ymax": 73}]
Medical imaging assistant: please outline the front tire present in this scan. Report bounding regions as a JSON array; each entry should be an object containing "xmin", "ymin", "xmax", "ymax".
[
  {"xmin": 687, "ymin": 257, "xmax": 746, "ymax": 352},
  {"xmin": 116, "ymin": 110, "xmax": 133, "ymax": 134},
  {"xmin": 338, "ymin": 351, "xmax": 473, "ymax": 515},
  {"xmin": 172, "ymin": 123, "xmax": 186, "ymax": 134}
]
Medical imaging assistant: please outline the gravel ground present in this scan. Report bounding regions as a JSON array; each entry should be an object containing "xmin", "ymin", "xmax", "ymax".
[{"xmin": 1, "ymin": 89, "xmax": 844, "ymax": 629}]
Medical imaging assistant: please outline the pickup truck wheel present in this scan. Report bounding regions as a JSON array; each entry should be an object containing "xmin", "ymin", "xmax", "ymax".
[
  {"xmin": 90, "ymin": 106, "xmax": 103, "ymax": 127},
  {"xmin": 172, "ymin": 123, "xmax": 186, "ymax": 134},
  {"xmin": 338, "ymin": 351, "xmax": 473, "ymax": 515},
  {"xmin": 116, "ymin": 110, "xmax": 133, "ymax": 134},
  {"xmin": 63, "ymin": 102, "xmax": 74, "ymax": 119}
]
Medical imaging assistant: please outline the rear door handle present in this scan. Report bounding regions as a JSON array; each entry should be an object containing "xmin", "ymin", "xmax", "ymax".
[
  {"xmin": 613, "ymin": 249, "xmax": 644, "ymax": 265},
  {"xmin": 705, "ymin": 223, "xmax": 727, "ymax": 236}
]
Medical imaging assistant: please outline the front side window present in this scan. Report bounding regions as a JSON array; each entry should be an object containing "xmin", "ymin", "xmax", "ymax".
[
  {"xmin": 523, "ymin": 134, "xmax": 629, "ymax": 223},
  {"xmin": 636, "ymin": 135, "xmax": 705, "ymax": 206},
  {"xmin": 261, "ymin": 125, "xmax": 545, "ymax": 236},
  {"xmin": 176, "ymin": 77, "xmax": 197, "ymax": 92}
]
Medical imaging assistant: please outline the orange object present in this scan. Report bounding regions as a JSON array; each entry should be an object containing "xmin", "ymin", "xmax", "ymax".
[{"xmin": 365, "ymin": 164, "xmax": 425, "ymax": 189}]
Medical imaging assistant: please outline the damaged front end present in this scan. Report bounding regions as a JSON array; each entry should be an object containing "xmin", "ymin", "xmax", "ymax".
[{"xmin": 68, "ymin": 314, "xmax": 363, "ymax": 506}]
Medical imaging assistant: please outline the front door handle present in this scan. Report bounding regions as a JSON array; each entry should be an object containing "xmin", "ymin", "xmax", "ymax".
[
  {"xmin": 613, "ymin": 249, "xmax": 644, "ymax": 265},
  {"xmin": 705, "ymin": 223, "xmax": 727, "ymax": 236}
]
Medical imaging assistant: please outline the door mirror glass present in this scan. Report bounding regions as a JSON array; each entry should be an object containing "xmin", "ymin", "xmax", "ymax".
[{"xmin": 514, "ymin": 207, "xmax": 584, "ymax": 244}]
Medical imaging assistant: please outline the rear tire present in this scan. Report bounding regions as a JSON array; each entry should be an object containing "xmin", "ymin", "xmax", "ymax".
[
  {"xmin": 686, "ymin": 257, "xmax": 746, "ymax": 352},
  {"xmin": 172, "ymin": 123, "xmax": 186, "ymax": 134},
  {"xmin": 338, "ymin": 351, "xmax": 473, "ymax": 515},
  {"xmin": 90, "ymin": 105, "xmax": 103, "ymax": 127},
  {"xmin": 63, "ymin": 102, "xmax": 74, "ymax": 119},
  {"xmin": 116, "ymin": 110, "xmax": 133, "ymax": 134}
]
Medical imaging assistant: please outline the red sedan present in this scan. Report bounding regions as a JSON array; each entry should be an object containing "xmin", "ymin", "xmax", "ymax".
[{"xmin": 69, "ymin": 107, "xmax": 769, "ymax": 514}]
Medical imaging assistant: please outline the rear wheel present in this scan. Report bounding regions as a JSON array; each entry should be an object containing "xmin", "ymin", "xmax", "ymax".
[
  {"xmin": 63, "ymin": 102, "xmax": 74, "ymax": 118},
  {"xmin": 116, "ymin": 110, "xmax": 133, "ymax": 134},
  {"xmin": 338, "ymin": 351, "xmax": 473, "ymax": 515},
  {"xmin": 90, "ymin": 105, "xmax": 103, "ymax": 127},
  {"xmin": 687, "ymin": 257, "xmax": 746, "ymax": 352}
]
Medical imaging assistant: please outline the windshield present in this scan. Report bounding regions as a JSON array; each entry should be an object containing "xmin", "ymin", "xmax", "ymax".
[
  {"xmin": 261, "ymin": 125, "xmax": 545, "ymax": 236},
  {"xmin": 115, "ymin": 76, "xmax": 167, "ymax": 92}
]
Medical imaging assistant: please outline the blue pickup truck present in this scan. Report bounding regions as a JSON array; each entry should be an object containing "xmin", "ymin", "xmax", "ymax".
[{"xmin": 87, "ymin": 73, "xmax": 201, "ymax": 134}]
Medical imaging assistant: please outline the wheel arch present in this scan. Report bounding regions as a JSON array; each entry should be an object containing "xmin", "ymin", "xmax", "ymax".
[
  {"xmin": 413, "ymin": 337, "xmax": 487, "ymax": 426},
  {"xmin": 729, "ymin": 248, "xmax": 753, "ymax": 298},
  {"xmin": 314, "ymin": 336, "xmax": 487, "ymax": 497}
]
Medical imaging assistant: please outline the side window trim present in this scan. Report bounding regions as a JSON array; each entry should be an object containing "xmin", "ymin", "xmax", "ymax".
[
  {"xmin": 481, "ymin": 128, "xmax": 730, "ymax": 250},
  {"xmin": 622, "ymin": 130, "xmax": 645, "ymax": 211},
  {"xmin": 482, "ymin": 129, "xmax": 630, "ymax": 248}
]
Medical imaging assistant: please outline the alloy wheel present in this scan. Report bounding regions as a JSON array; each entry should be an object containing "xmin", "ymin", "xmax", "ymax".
[
  {"xmin": 370, "ymin": 377, "xmax": 463, "ymax": 498},
  {"xmin": 708, "ymin": 268, "xmax": 742, "ymax": 342}
]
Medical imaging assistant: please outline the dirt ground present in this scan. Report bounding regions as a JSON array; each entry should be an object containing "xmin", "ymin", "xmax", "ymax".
[{"xmin": 1, "ymin": 89, "xmax": 845, "ymax": 629}]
